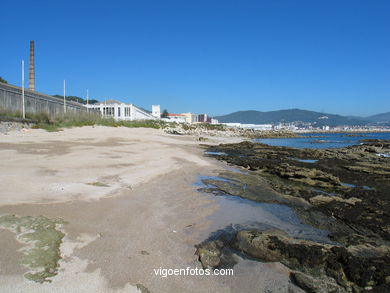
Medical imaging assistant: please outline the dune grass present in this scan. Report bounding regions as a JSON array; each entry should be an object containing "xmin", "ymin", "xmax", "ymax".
[{"xmin": 26, "ymin": 111, "xmax": 176, "ymax": 132}]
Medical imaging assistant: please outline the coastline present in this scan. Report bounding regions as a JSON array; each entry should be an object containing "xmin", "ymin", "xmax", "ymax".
[
  {"xmin": 199, "ymin": 139, "xmax": 390, "ymax": 292},
  {"xmin": 0, "ymin": 126, "xmax": 301, "ymax": 292},
  {"xmin": 295, "ymin": 129, "xmax": 390, "ymax": 134}
]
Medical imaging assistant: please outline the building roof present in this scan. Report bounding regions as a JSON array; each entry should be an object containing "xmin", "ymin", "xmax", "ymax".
[
  {"xmin": 101, "ymin": 99, "xmax": 123, "ymax": 104},
  {"xmin": 167, "ymin": 113, "xmax": 185, "ymax": 117}
]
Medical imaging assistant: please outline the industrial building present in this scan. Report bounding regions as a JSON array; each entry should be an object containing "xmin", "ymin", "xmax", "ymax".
[{"xmin": 86, "ymin": 100, "xmax": 160, "ymax": 121}]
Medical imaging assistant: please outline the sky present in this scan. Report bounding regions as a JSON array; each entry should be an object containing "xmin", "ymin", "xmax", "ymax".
[{"xmin": 1, "ymin": 0, "xmax": 389, "ymax": 117}]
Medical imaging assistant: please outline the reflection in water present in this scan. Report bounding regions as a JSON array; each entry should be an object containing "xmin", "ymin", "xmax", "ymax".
[{"xmin": 196, "ymin": 175, "xmax": 334, "ymax": 245}]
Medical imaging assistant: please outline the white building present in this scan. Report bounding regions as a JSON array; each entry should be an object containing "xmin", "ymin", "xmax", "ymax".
[
  {"xmin": 152, "ymin": 105, "xmax": 161, "ymax": 118},
  {"xmin": 179, "ymin": 112, "xmax": 201, "ymax": 123},
  {"xmin": 222, "ymin": 123, "xmax": 273, "ymax": 130},
  {"xmin": 87, "ymin": 100, "xmax": 160, "ymax": 121}
]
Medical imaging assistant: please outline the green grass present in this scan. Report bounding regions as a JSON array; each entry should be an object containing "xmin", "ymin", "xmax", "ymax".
[
  {"xmin": 0, "ymin": 108, "xmax": 219, "ymax": 132},
  {"xmin": 24, "ymin": 111, "xmax": 177, "ymax": 132},
  {"xmin": 0, "ymin": 108, "xmax": 25, "ymax": 122},
  {"xmin": 0, "ymin": 108, "xmax": 53, "ymax": 124}
]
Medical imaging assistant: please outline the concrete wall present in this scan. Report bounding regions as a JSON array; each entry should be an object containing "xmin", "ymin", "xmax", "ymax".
[{"xmin": 0, "ymin": 82, "xmax": 86, "ymax": 116}]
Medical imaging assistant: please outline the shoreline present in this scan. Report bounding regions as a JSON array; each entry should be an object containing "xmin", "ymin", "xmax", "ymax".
[
  {"xmin": 0, "ymin": 126, "xmax": 301, "ymax": 292},
  {"xmin": 200, "ymin": 139, "xmax": 390, "ymax": 292},
  {"xmin": 295, "ymin": 130, "xmax": 390, "ymax": 134}
]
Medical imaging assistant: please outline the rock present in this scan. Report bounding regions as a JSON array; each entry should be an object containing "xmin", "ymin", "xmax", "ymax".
[
  {"xmin": 235, "ymin": 230, "xmax": 336, "ymax": 270},
  {"xmin": 309, "ymin": 195, "xmax": 362, "ymax": 206},
  {"xmin": 290, "ymin": 271, "xmax": 348, "ymax": 293},
  {"xmin": 195, "ymin": 240, "xmax": 224, "ymax": 268},
  {"xmin": 234, "ymin": 229, "xmax": 390, "ymax": 292},
  {"xmin": 165, "ymin": 129, "xmax": 183, "ymax": 135},
  {"xmin": 199, "ymin": 171, "xmax": 311, "ymax": 208},
  {"xmin": 195, "ymin": 221, "xmax": 389, "ymax": 292},
  {"xmin": 0, "ymin": 121, "xmax": 31, "ymax": 134},
  {"xmin": 136, "ymin": 283, "xmax": 151, "ymax": 293},
  {"xmin": 163, "ymin": 123, "xmax": 299, "ymax": 138},
  {"xmin": 268, "ymin": 164, "xmax": 344, "ymax": 189}
]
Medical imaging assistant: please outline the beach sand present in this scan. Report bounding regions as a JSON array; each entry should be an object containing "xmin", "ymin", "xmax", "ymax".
[{"xmin": 0, "ymin": 126, "xmax": 300, "ymax": 292}]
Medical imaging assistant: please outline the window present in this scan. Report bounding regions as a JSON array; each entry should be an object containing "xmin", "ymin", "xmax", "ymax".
[
  {"xmin": 103, "ymin": 107, "xmax": 114, "ymax": 116},
  {"xmin": 118, "ymin": 107, "xmax": 121, "ymax": 117}
]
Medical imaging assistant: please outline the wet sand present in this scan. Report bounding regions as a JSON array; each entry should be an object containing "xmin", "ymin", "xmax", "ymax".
[{"xmin": 0, "ymin": 126, "xmax": 300, "ymax": 292}]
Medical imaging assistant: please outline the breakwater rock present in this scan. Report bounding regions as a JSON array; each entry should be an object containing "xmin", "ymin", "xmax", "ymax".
[{"xmin": 164, "ymin": 123, "xmax": 298, "ymax": 138}]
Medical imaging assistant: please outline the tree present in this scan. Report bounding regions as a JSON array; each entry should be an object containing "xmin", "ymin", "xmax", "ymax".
[
  {"xmin": 52, "ymin": 95, "xmax": 99, "ymax": 105},
  {"xmin": 0, "ymin": 76, "xmax": 8, "ymax": 84},
  {"xmin": 161, "ymin": 109, "xmax": 169, "ymax": 118}
]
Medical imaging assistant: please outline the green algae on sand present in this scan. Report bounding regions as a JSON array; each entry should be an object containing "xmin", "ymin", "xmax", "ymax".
[
  {"xmin": 86, "ymin": 181, "xmax": 110, "ymax": 187},
  {"xmin": 0, "ymin": 214, "xmax": 66, "ymax": 283}
]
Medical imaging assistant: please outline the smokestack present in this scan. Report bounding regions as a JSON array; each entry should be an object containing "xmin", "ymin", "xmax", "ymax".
[{"xmin": 28, "ymin": 40, "xmax": 35, "ymax": 91}]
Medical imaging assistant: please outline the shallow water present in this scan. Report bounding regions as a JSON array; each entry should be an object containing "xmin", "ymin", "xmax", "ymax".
[
  {"xmin": 204, "ymin": 151, "xmax": 228, "ymax": 156},
  {"xmin": 291, "ymin": 158, "xmax": 318, "ymax": 163},
  {"xmin": 255, "ymin": 132, "xmax": 390, "ymax": 149},
  {"xmin": 196, "ymin": 175, "xmax": 334, "ymax": 244},
  {"xmin": 341, "ymin": 182, "xmax": 356, "ymax": 188}
]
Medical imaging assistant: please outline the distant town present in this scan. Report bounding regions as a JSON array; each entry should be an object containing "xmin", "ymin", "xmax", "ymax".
[
  {"xmin": 86, "ymin": 98, "xmax": 390, "ymax": 132},
  {"xmin": 1, "ymin": 40, "xmax": 389, "ymax": 133}
]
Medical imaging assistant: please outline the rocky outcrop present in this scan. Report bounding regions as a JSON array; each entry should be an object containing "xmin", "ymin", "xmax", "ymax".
[
  {"xmin": 203, "ymin": 140, "xmax": 390, "ymax": 244},
  {"xmin": 197, "ymin": 139, "xmax": 390, "ymax": 292},
  {"xmin": 196, "ymin": 229, "xmax": 390, "ymax": 292},
  {"xmin": 290, "ymin": 272, "xmax": 348, "ymax": 293},
  {"xmin": 0, "ymin": 121, "xmax": 31, "ymax": 134},
  {"xmin": 195, "ymin": 240, "xmax": 224, "ymax": 268},
  {"xmin": 235, "ymin": 230, "xmax": 390, "ymax": 290}
]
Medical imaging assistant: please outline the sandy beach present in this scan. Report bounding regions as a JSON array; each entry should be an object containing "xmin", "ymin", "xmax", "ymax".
[{"xmin": 0, "ymin": 126, "xmax": 300, "ymax": 293}]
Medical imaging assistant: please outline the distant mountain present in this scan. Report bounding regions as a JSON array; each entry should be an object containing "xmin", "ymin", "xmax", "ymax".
[
  {"xmin": 215, "ymin": 109, "xmax": 371, "ymax": 127},
  {"xmin": 366, "ymin": 111, "xmax": 390, "ymax": 123}
]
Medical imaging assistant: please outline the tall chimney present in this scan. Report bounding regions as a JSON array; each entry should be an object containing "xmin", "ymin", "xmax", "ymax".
[{"xmin": 28, "ymin": 40, "xmax": 35, "ymax": 91}]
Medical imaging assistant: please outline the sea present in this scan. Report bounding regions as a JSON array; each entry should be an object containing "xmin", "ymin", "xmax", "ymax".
[{"xmin": 254, "ymin": 132, "xmax": 390, "ymax": 149}]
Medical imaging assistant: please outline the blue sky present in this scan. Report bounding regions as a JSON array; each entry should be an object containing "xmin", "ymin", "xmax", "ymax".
[{"xmin": 1, "ymin": 0, "xmax": 389, "ymax": 117}]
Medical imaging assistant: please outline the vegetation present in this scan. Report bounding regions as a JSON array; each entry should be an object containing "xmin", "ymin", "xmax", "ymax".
[
  {"xmin": 161, "ymin": 109, "xmax": 169, "ymax": 118},
  {"xmin": 52, "ymin": 95, "xmax": 99, "ymax": 105},
  {"xmin": 86, "ymin": 182, "xmax": 110, "ymax": 187},
  {"xmin": 0, "ymin": 108, "xmax": 52, "ymax": 124},
  {"xmin": 28, "ymin": 111, "xmax": 176, "ymax": 132},
  {"xmin": 0, "ymin": 108, "xmax": 23, "ymax": 121},
  {"xmin": 0, "ymin": 76, "xmax": 8, "ymax": 84},
  {"xmin": 1, "ymin": 108, "xmax": 225, "ymax": 133},
  {"xmin": 1, "ymin": 107, "xmax": 178, "ymax": 131},
  {"xmin": 216, "ymin": 109, "xmax": 370, "ymax": 127}
]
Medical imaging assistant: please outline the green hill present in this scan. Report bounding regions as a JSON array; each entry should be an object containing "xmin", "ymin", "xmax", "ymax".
[
  {"xmin": 366, "ymin": 111, "xmax": 390, "ymax": 123},
  {"xmin": 215, "ymin": 109, "xmax": 370, "ymax": 127}
]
